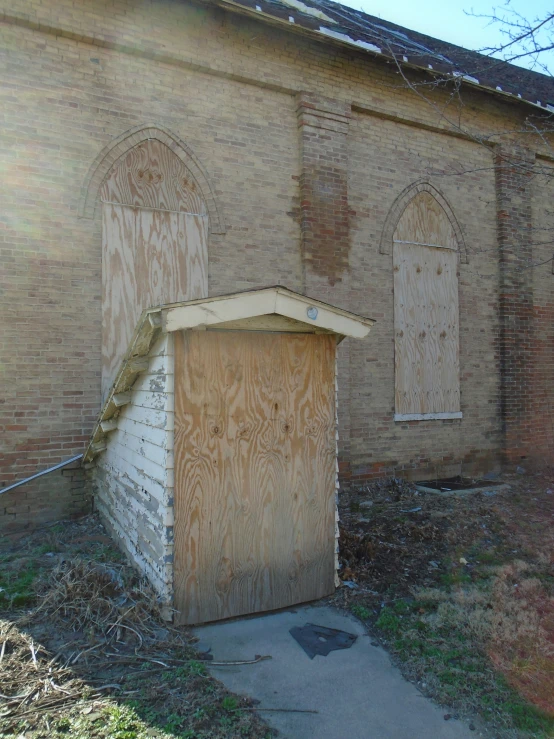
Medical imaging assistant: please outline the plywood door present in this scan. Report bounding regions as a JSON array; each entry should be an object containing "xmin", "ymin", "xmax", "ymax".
[
  {"xmin": 173, "ymin": 331, "xmax": 337, "ymax": 625},
  {"xmin": 393, "ymin": 242, "xmax": 460, "ymax": 414}
]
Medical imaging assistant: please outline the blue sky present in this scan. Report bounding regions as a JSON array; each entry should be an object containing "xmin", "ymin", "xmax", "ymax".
[{"xmin": 337, "ymin": 0, "xmax": 554, "ymax": 72}]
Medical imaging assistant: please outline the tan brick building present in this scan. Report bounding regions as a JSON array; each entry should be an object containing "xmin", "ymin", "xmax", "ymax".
[{"xmin": 1, "ymin": 0, "xmax": 554, "ymax": 532}]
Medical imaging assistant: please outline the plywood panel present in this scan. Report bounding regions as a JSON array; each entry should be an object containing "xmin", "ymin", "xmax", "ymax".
[
  {"xmin": 210, "ymin": 314, "xmax": 321, "ymax": 333},
  {"xmin": 101, "ymin": 140, "xmax": 207, "ymax": 215},
  {"xmin": 394, "ymin": 192, "xmax": 457, "ymax": 249},
  {"xmin": 100, "ymin": 139, "xmax": 208, "ymax": 400},
  {"xmin": 102, "ymin": 203, "xmax": 208, "ymax": 399},
  {"xmin": 173, "ymin": 330, "xmax": 336, "ymax": 625},
  {"xmin": 394, "ymin": 242, "xmax": 459, "ymax": 415}
]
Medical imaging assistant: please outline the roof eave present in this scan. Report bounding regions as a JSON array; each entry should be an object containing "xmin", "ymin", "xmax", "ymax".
[
  {"xmin": 162, "ymin": 286, "xmax": 375, "ymax": 336},
  {"xmin": 212, "ymin": 0, "xmax": 554, "ymax": 115}
]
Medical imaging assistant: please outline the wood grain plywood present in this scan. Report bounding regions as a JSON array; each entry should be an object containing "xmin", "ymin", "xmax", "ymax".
[
  {"xmin": 208, "ymin": 314, "xmax": 321, "ymax": 333},
  {"xmin": 173, "ymin": 330, "xmax": 336, "ymax": 625},
  {"xmin": 101, "ymin": 140, "xmax": 207, "ymax": 215},
  {"xmin": 102, "ymin": 203, "xmax": 208, "ymax": 400},
  {"xmin": 394, "ymin": 192, "xmax": 457, "ymax": 249},
  {"xmin": 100, "ymin": 139, "xmax": 208, "ymax": 400},
  {"xmin": 394, "ymin": 243, "xmax": 459, "ymax": 415}
]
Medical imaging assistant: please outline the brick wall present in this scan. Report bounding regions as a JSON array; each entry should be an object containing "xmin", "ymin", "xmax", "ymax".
[
  {"xmin": 347, "ymin": 114, "xmax": 503, "ymax": 481},
  {"xmin": 529, "ymin": 159, "xmax": 554, "ymax": 463},
  {"xmin": 0, "ymin": 463, "xmax": 91, "ymax": 533},
  {"xmin": 495, "ymin": 146, "xmax": 536, "ymax": 465},
  {"xmin": 1, "ymin": 0, "xmax": 553, "ymax": 531}
]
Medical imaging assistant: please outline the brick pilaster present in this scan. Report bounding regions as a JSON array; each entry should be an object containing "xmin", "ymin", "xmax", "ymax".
[
  {"xmin": 296, "ymin": 92, "xmax": 352, "ymax": 476},
  {"xmin": 296, "ymin": 92, "xmax": 351, "ymax": 289},
  {"xmin": 496, "ymin": 145, "xmax": 535, "ymax": 465}
]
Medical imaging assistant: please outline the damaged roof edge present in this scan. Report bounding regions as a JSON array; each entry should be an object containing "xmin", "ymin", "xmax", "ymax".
[
  {"xmin": 212, "ymin": 0, "xmax": 554, "ymax": 115},
  {"xmin": 84, "ymin": 307, "xmax": 163, "ymax": 463}
]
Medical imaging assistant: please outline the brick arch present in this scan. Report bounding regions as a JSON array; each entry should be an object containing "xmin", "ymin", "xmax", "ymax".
[
  {"xmin": 79, "ymin": 124, "xmax": 226, "ymax": 234},
  {"xmin": 379, "ymin": 180, "xmax": 467, "ymax": 263}
]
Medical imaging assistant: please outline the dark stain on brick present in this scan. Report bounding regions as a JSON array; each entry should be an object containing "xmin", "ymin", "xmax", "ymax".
[{"xmin": 297, "ymin": 92, "xmax": 351, "ymax": 285}]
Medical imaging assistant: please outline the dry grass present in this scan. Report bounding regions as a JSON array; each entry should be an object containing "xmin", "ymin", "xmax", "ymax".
[
  {"xmin": 416, "ymin": 560, "xmax": 554, "ymax": 714},
  {"xmin": 0, "ymin": 516, "xmax": 273, "ymax": 739},
  {"xmin": 0, "ymin": 621, "xmax": 93, "ymax": 728},
  {"xmin": 489, "ymin": 565, "xmax": 554, "ymax": 715},
  {"xmin": 334, "ymin": 471, "xmax": 554, "ymax": 738},
  {"xmin": 24, "ymin": 557, "xmax": 163, "ymax": 644}
]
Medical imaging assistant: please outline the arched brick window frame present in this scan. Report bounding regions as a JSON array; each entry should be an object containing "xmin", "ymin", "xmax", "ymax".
[
  {"xmin": 82, "ymin": 125, "xmax": 223, "ymax": 401},
  {"xmin": 381, "ymin": 181, "xmax": 466, "ymax": 421},
  {"xmin": 380, "ymin": 180, "xmax": 467, "ymax": 263},
  {"xmin": 79, "ymin": 124, "xmax": 225, "ymax": 234}
]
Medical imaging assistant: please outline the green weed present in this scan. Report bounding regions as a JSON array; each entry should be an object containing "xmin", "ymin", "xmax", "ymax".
[
  {"xmin": 374, "ymin": 597, "xmax": 554, "ymax": 739},
  {"xmin": 56, "ymin": 716, "xmax": 71, "ymax": 732},
  {"xmin": 163, "ymin": 713, "xmax": 183, "ymax": 733},
  {"xmin": 475, "ymin": 549, "xmax": 503, "ymax": 566},
  {"xmin": 392, "ymin": 599, "xmax": 413, "ymax": 615},
  {"xmin": 439, "ymin": 570, "xmax": 472, "ymax": 588},
  {"xmin": 0, "ymin": 562, "xmax": 38, "ymax": 607},
  {"xmin": 35, "ymin": 542, "xmax": 60, "ymax": 555},
  {"xmin": 375, "ymin": 607, "xmax": 401, "ymax": 634},
  {"xmin": 103, "ymin": 705, "xmax": 145, "ymax": 739},
  {"xmin": 501, "ymin": 698, "xmax": 554, "ymax": 735},
  {"xmin": 175, "ymin": 660, "xmax": 207, "ymax": 679},
  {"xmin": 351, "ymin": 603, "xmax": 371, "ymax": 620},
  {"xmin": 91, "ymin": 544, "xmax": 125, "ymax": 563},
  {"xmin": 221, "ymin": 696, "xmax": 238, "ymax": 711}
]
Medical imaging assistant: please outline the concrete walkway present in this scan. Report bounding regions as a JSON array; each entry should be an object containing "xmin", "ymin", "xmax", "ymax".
[{"xmin": 195, "ymin": 605, "xmax": 480, "ymax": 739}]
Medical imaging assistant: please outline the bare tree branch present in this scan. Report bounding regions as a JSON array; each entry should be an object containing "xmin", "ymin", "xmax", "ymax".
[{"xmin": 467, "ymin": 4, "xmax": 554, "ymax": 75}]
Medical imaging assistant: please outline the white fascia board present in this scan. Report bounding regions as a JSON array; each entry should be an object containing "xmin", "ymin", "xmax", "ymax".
[
  {"xmin": 163, "ymin": 287, "xmax": 374, "ymax": 338},
  {"xmin": 163, "ymin": 290, "xmax": 277, "ymax": 332},
  {"xmin": 274, "ymin": 292, "xmax": 372, "ymax": 339}
]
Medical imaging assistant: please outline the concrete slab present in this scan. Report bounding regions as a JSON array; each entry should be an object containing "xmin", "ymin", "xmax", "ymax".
[{"xmin": 195, "ymin": 605, "xmax": 480, "ymax": 738}]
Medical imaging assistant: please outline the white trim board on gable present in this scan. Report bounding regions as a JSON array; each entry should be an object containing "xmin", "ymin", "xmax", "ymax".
[{"xmin": 162, "ymin": 286, "xmax": 375, "ymax": 338}]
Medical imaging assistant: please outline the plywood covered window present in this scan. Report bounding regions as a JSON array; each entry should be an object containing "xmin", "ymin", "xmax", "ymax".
[
  {"xmin": 393, "ymin": 191, "xmax": 461, "ymax": 421},
  {"xmin": 100, "ymin": 140, "xmax": 208, "ymax": 400}
]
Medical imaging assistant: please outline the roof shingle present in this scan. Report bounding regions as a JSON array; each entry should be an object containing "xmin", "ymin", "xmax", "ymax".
[{"xmin": 217, "ymin": 0, "xmax": 554, "ymax": 111}]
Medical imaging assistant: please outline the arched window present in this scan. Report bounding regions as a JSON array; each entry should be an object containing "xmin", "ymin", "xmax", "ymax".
[
  {"xmin": 100, "ymin": 139, "xmax": 209, "ymax": 399},
  {"xmin": 392, "ymin": 191, "xmax": 462, "ymax": 421}
]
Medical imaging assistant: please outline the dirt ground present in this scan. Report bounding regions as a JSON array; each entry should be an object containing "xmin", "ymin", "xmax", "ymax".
[
  {"xmin": 332, "ymin": 471, "xmax": 554, "ymax": 738},
  {"xmin": 1, "ymin": 472, "xmax": 553, "ymax": 739},
  {"xmin": 0, "ymin": 517, "xmax": 272, "ymax": 739}
]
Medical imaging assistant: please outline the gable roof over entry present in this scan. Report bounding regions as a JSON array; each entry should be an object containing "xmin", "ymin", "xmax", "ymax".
[
  {"xmin": 84, "ymin": 286, "xmax": 375, "ymax": 462},
  {"xmin": 162, "ymin": 286, "xmax": 374, "ymax": 336}
]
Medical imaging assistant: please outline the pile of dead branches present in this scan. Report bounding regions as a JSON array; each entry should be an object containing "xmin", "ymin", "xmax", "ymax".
[
  {"xmin": 0, "ymin": 541, "xmax": 274, "ymax": 737},
  {"xmin": 21, "ymin": 558, "xmax": 164, "ymax": 649},
  {"xmin": 0, "ymin": 556, "xmax": 175, "ymax": 731}
]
